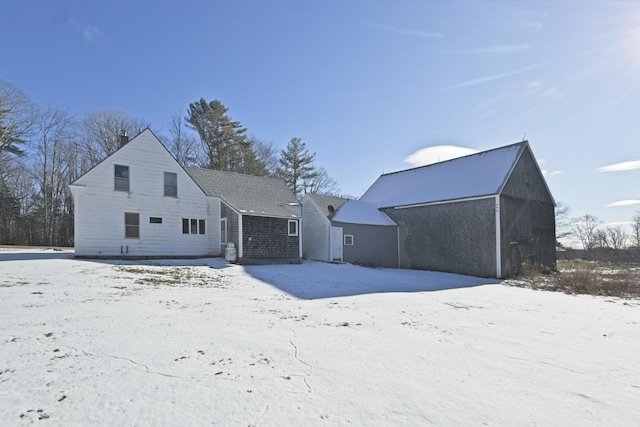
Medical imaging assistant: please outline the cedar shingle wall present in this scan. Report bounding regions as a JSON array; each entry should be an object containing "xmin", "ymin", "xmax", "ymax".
[
  {"xmin": 242, "ymin": 215, "xmax": 299, "ymax": 259},
  {"xmin": 384, "ymin": 198, "xmax": 497, "ymax": 277}
]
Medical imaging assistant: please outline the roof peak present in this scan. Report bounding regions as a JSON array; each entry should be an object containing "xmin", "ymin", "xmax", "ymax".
[{"xmin": 382, "ymin": 140, "xmax": 528, "ymax": 178}]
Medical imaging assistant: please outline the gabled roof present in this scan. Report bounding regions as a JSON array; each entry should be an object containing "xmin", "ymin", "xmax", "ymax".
[
  {"xmin": 332, "ymin": 200, "xmax": 397, "ymax": 226},
  {"xmin": 185, "ymin": 168, "xmax": 299, "ymax": 218},
  {"xmin": 360, "ymin": 141, "xmax": 528, "ymax": 208},
  {"xmin": 307, "ymin": 193, "xmax": 348, "ymax": 219}
]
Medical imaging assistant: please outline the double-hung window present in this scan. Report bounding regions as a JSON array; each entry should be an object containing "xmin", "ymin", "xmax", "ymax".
[
  {"xmin": 164, "ymin": 172, "xmax": 177, "ymax": 197},
  {"xmin": 125, "ymin": 212, "xmax": 140, "ymax": 238},
  {"xmin": 115, "ymin": 165, "xmax": 130, "ymax": 192}
]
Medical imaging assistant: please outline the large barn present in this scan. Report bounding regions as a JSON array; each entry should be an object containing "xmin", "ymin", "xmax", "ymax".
[{"xmin": 302, "ymin": 141, "xmax": 556, "ymax": 278}]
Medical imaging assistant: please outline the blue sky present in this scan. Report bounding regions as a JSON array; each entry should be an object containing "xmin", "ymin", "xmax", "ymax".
[{"xmin": 2, "ymin": 0, "xmax": 639, "ymax": 236}]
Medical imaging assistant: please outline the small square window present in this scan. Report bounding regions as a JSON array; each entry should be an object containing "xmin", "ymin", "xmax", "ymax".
[
  {"xmin": 115, "ymin": 165, "xmax": 130, "ymax": 192},
  {"xmin": 344, "ymin": 235, "xmax": 354, "ymax": 245},
  {"xmin": 288, "ymin": 219, "xmax": 298, "ymax": 236},
  {"xmin": 164, "ymin": 172, "xmax": 177, "ymax": 197},
  {"xmin": 125, "ymin": 212, "xmax": 139, "ymax": 238},
  {"xmin": 150, "ymin": 217, "xmax": 162, "ymax": 224}
]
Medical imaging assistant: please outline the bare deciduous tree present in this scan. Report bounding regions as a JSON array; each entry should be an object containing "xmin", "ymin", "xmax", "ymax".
[
  {"xmin": 572, "ymin": 214, "xmax": 602, "ymax": 252},
  {"xmin": 606, "ymin": 226, "xmax": 628, "ymax": 251},
  {"xmin": 166, "ymin": 112, "xmax": 200, "ymax": 166},
  {"xmin": 80, "ymin": 110, "xmax": 149, "ymax": 171}
]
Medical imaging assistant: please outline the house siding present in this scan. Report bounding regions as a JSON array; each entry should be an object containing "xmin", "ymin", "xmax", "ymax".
[
  {"xmin": 384, "ymin": 198, "xmax": 497, "ymax": 277},
  {"xmin": 499, "ymin": 148, "xmax": 556, "ymax": 275},
  {"xmin": 70, "ymin": 131, "xmax": 221, "ymax": 258},
  {"xmin": 240, "ymin": 215, "xmax": 300, "ymax": 263},
  {"xmin": 221, "ymin": 202, "xmax": 239, "ymax": 253},
  {"xmin": 302, "ymin": 197, "xmax": 331, "ymax": 261},
  {"xmin": 332, "ymin": 222, "xmax": 398, "ymax": 268}
]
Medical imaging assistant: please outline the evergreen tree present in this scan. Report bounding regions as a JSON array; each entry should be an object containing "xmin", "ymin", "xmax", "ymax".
[
  {"xmin": 277, "ymin": 137, "xmax": 318, "ymax": 198},
  {"xmin": 186, "ymin": 98, "xmax": 246, "ymax": 171}
]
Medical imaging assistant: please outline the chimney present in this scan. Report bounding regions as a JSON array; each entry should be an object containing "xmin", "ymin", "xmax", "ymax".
[{"xmin": 119, "ymin": 131, "xmax": 129, "ymax": 148}]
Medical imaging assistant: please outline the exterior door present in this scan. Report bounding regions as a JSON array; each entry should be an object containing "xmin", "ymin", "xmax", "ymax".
[{"xmin": 330, "ymin": 226, "xmax": 343, "ymax": 261}]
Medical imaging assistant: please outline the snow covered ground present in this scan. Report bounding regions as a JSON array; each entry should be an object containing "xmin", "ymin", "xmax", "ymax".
[{"xmin": 1, "ymin": 248, "xmax": 639, "ymax": 426}]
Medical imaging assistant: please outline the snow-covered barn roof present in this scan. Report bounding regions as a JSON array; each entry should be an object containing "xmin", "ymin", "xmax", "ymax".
[{"xmin": 360, "ymin": 141, "xmax": 527, "ymax": 208}]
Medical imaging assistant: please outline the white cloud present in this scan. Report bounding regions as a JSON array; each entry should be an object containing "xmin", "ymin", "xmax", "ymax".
[
  {"xmin": 404, "ymin": 145, "xmax": 478, "ymax": 167},
  {"xmin": 547, "ymin": 170, "xmax": 564, "ymax": 176},
  {"xmin": 597, "ymin": 160, "xmax": 640, "ymax": 172},
  {"xmin": 606, "ymin": 199, "xmax": 640, "ymax": 207},
  {"xmin": 454, "ymin": 44, "xmax": 530, "ymax": 55}
]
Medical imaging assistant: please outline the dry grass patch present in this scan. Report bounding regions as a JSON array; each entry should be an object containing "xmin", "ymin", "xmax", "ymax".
[{"xmin": 509, "ymin": 260, "xmax": 640, "ymax": 299}]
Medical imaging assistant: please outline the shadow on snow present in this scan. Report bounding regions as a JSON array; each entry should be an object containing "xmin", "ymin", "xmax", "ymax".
[
  {"xmin": 0, "ymin": 249, "xmax": 500, "ymax": 299},
  {"xmin": 241, "ymin": 261, "xmax": 501, "ymax": 299}
]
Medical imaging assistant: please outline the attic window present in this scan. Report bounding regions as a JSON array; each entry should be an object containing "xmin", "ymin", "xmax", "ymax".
[
  {"xmin": 114, "ymin": 165, "xmax": 129, "ymax": 192},
  {"xmin": 328, "ymin": 205, "xmax": 335, "ymax": 213},
  {"xmin": 164, "ymin": 172, "xmax": 177, "ymax": 197}
]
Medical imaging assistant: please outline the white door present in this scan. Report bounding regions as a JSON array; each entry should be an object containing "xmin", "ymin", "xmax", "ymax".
[{"xmin": 330, "ymin": 226, "xmax": 343, "ymax": 261}]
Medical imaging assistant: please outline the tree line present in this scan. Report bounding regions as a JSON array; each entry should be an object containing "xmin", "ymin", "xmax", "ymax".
[
  {"xmin": 0, "ymin": 80, "xmax": 339, "ymax": 247},
  {"xmin": 556, "ymin": 202, "xmax": 640, "ymax": 254}
]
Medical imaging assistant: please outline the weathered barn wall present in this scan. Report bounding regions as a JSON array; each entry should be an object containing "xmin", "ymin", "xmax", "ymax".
[
  {"xmin": 241, "ymin": 215, "xmax": 300, "ymax": 263},
  {"xmin": 332, "ymin": 221, "xmax": 398, "ymax": 268},
  {"xmin": 500, "ymin": 148, "xmax": 556, "ymax": 276},
  {"xmin": 384, "ymin": 198, "xmax": 497, "ymax": 277}
]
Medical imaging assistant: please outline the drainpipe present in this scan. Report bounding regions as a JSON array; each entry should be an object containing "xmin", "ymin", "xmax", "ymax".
[{"xmin": 495, "ymin": 195, "xmax": 502, "ymax": 278}]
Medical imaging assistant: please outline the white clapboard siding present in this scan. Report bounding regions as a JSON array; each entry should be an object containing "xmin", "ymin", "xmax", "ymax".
[
  {"xmin": 301, "ymin": 195, "xmax": 331, "ymax": 261},
  {"xmin": 70, "ymin": 129, "xmax": 221, "ymax": 257}
]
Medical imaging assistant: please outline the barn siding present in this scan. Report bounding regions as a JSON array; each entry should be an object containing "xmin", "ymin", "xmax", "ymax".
[
  {"xmin": 384, "ymin": 198, "xmax": 497, "ymax": 277},
  {"xmin": 70, "ymin": 131, "xmax": 221, "ymax": 257},
  {"xmin": 241, "ymin": 215, "xmax": 300, "ymax": 263},
  {"xmin": 499, "ymin": 147, "xmax": 556, "ymax": 276},
  {"xmin": 302, "ymin": 197, "xmax": 331, "ymax": 261},
  {"xmin": 332, "ymin": 222, "xmax": 398, "ymax": 268}
]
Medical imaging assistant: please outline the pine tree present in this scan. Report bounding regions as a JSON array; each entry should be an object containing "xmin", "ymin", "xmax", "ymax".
[
  {"xmin": 277, "ymin": 137, "xmax": 318, "ymax": 198},
  {"xmin": 186, "ymin": 98, "xmax": 246, "ymax": 171}
]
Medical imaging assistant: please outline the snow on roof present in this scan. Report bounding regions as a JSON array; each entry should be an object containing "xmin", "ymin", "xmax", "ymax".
[
  {"xmin": 332, "ymin": 200, "xmax": 397, "ymax": 226},
  {"xmin": 360, "ymin": 141, "xmax": 526, "ymax": 208}
]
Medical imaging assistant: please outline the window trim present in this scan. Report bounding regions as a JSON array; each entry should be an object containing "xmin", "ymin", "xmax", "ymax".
[
  {"xmin": 114, "ymin": 164, "xmax": 130, "ymax": 192},
  {"xmin": 125, "ymin": 212, "xmax": 140, "ymax": 239},
  {"xmin": 288, "ymin": 219, "xmax": 299, "ymax": 237},
  {"xmin": 344, "ymin": 234, "xmax": 354, "ymax": 246},
  {"xmin": 164, "ymin": 171, "xmax": 178, "ymax": 197},
  {"xmin": 220, "ymin": 218, "xmax": 227, "ymax": 244}
]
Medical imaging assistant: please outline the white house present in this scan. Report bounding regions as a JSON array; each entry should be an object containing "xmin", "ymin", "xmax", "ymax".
[
  {"xmin": 69, "ymin": 129, "xmax": 220, "ymax": 257},
  {"xmin": 69, "ymin": 129, "xmax": 302, "ymax": 262}
]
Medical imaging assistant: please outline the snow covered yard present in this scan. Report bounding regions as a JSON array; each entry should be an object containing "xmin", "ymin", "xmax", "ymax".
[{"xmin": 1, "ymin": 249, "xmax": 639, "ymax": 426}]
